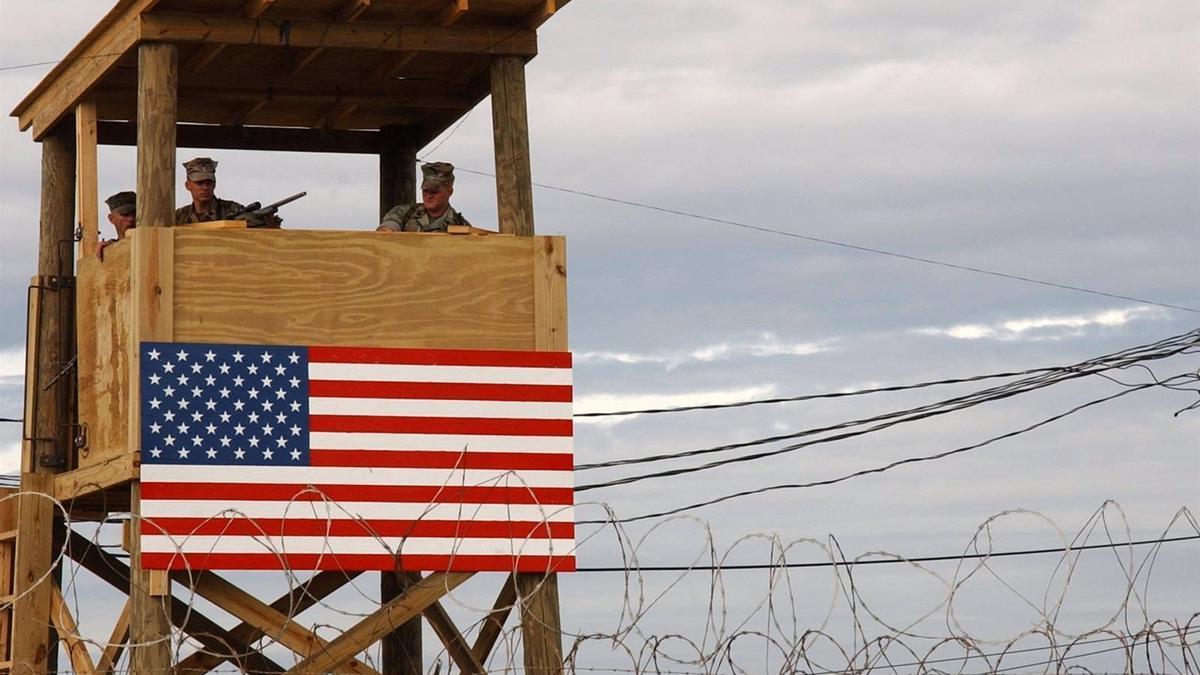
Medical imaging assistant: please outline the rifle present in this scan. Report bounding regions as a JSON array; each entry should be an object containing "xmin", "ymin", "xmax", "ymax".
[{"xmin": 229, "ymin": 191, "xmax": 307, "ymax": 227}]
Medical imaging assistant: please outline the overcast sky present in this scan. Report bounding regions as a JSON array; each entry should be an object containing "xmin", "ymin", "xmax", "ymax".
[{"xmin": 0, "ymin": 1, "xmax": 1197, "ymax": 671}]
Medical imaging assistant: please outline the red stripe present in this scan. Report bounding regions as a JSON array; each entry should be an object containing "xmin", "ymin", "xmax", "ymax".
[
  {"xmin": 142, "ymin": 552, "xmax": 576, "ymax": 573},
  {"xmin": 309, "ymin": 380, "xmax": 573, "ymax": 402},
  {"xmin": 141, "ymin": 482, "xmax": 574, "ymax": 505},
  {"xmin": 141, "ymin": 517, "xmax": 574, "ymax": 539},
  {"xmin": 310, "ymin": 415, "xmax": 573, "ymax": 436},
  {"xmin": 310, "ymin": 449, "xmax": 574, "ymax": 471},
  {"xmin": 310, "ymin": 346, "xmax": 571, "ymax": 369}
]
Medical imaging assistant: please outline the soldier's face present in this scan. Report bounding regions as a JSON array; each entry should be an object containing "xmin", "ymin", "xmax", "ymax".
[
  {"xmin": 422, "ymin": 185, "xmax": 452, "ymax": 216},
  {"xmin": 108, "ymin": 211, "xmax": 135, "ymax": 238},
  {"xmin": 185, "ymin": 178, "xmax": 215, "ymax": 202}
]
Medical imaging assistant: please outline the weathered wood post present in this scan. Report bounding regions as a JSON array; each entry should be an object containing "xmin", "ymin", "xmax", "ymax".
[
  {"xmin": 379, "ymin": 122, "xmax": 424, "ymax": 675},
  {"xmin": 13, "ymin": 120, "xmax": 75, "ymax": 675},
  {"xmin": 491, "ymin": 54, "xmax": 566, "ymax": 674},
  {"xmin": 130, "ymin": 40, "xmax": 177, "ymax": 674}
]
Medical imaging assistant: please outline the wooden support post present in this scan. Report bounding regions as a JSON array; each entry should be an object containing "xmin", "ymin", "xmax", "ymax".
[
  {"xmin": 95, "ymin": 600, "xmax": 131, "ymax": 675},
  {"xmin": 379, "ymin": 124, "xmax": 417, "ymax": 221},
  {"xmin": 135, "ymin": 42, "xmax": 177, "ymax": 229},
  {"xmin": 490, "ymin": 56, "xmax": 535, "ymax": 235},
  {"xmin": 130, "ymin": 40, "xmax": 177, "ymax": 674},
  {"xmin": 13, "ymin": 121, "xmax": 75, "ymax": 675},
  {"xmin": 49, "ymin": 583, "xmax": 99, "ymax": 675},
  {"xmin": 76, "ymin": 99, "xmax": 99, "ymax": 259}
]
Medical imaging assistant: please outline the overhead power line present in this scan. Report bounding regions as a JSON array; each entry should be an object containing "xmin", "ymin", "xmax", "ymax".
[{"xmin": 453, "ymin": 167, "xmax": 1199, "ymax": 315}]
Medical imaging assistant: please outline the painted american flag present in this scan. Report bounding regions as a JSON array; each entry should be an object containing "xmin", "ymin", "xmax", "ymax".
[{"xmin": 138, "ymin": 341, "xmax": 575, "ymax": 573}]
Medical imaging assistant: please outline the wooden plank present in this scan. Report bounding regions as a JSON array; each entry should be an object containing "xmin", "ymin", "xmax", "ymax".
[
  {"xmin": 49, "ymin": 583, "xmax": 99, "ymax": 675},
  {"xmin": 148, "ymin": 569, "xmax": 169, "ymax": 596},
  {"xmin": 20, "ymin": 278, "xmax": 42, "ymax": 476},
  {"xmin": 221, "ymin": 99, "xmax": 269, "ymax": 126},
  {"xmin": 183, "ymin": 0, "xmax": 276, "ymax": 72},
  {"xmin": 66, "ymin": 530, "xmax": 285, "ymax": 674},
  {"xmin": 76, "ymin": 99, "xmax": 100, "ymax": 259},
  {"xmin": 338, "ymin": 0, "xmax": 371, "ymax": 22},
  {"xmin": 94, "ymin": 600, "xmax": 130, "ymax": 675},
  {"xmin": 422, "ymin": 596, "xmax": 485, "ymax": 675},
  {"xmin": 533, "ymin": 236, "xmax": 568, "ymax": 351},
  {"xmin": 286, "ymin": 572, "xmax": 473, "ymax": 674},
  {"xmin": 525, "ymin": 0, "xmax": 558, "ymax": 29},
  {"xmin": 472, "ymin": 573, "xmax": 517, "ymax": 665},
  {"xmin": 490, "ymin": 56, "xmax": 535, "ymax": 236},
  {"xmin": 138, "ymin": 13, "xmax": 537, "ymax": 56},
  {"xmin": 99, "ymin": 121, "xmax": 384, "ymax": 154},
  {"xmin": 12, "ymin": 473, "xmax": 56, "ymax": 674},
  {"xmin": 74, "ymin": 245, "xmax": 132, "ymax": 470},
  {"xmin": 54, "ymin": 453, "xmax": 137, "ymax": 501},
  {"xmin": 436, "ymin": 0, "xmax": 469, "ymax": 26},
  {"xmin": 379, "ymin": 124, "xmax": 417, "ymax": 220},
  {"xmin": 174, "ymin": 571, "xmax": 381, "ymax": 674},
  {"xmin": 175, "ymin": 570, "xmax": 360, "ymax": 673},
  {"xmin": 135, "ymin": 42, "xmax": 177, "ymax": 229},
  {"xmin": 314, "ymin": 101, "xmax": 360, "ymax": 129},
  {"xmin": 0, "ymin": 489, "xmax": 18, "ymax": 664},
  {"xmin": 171, "ymin": 230, "xmax": 537, "ymax": 350},
  {"xmin": 381, "ymin": 572, "xmax": 422, "ymax": 675}
]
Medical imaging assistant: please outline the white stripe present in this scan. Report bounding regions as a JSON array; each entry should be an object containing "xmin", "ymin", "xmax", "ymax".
[
  {"xmin": 310, "ymin": 432, "xmax": 572, "ymax": 453},
  {"xmin": 310, "ymin": 363, "xmax": 572, "ymax": 385},
  {"xmin": 141, "ymin": 535, "xmax": 576, "ymax": 556},
  {"xmin": 140, "ymin": 501, "xmax": 575, "ymax": 522},
  {"xmin": 142, "ymin": 465, "xmax": 573, "ymax": 488},
  {"xmin": 310, "ymin": 397, "xmax": 573, "ymax": 419}
]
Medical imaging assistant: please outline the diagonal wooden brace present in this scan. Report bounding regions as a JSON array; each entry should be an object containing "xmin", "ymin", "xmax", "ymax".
[{"xmin": 472, "ymin": 573, "xmax": 518, "ymax": 666}]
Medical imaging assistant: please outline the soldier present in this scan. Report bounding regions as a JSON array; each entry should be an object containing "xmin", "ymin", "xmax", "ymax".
[
  {"xmin": 174, "ymin": 157, "xmax": 247, "ymax": 224},
  {"xmin": 378, "ymin": 162, "xmax": 471, "ymax": 232},
  {"xmin": 104, "ymin": 190, "xmax": 136, "ymax": 240}
]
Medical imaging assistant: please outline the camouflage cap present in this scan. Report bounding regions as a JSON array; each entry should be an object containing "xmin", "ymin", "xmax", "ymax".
[
  {"xmin": 421, "ymin": 162, "xmax": 456, "ymax": 191},
  {"xmin": 183, "ymin": 157, "xmax": 218, "ymax": 181},
  {"xmin": 104, "ymin": 191, "xmax": 136, "ymax": 215}
]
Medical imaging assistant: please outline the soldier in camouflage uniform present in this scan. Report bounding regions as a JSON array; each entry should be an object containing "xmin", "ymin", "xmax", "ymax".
[
  {"xmin": 378, "ymin": 162, "xmax": 471, "ymax": 232},
  {"xmin": 174, "ymin": 157, "xmax": 247, "ymax": 224},
  {"xmin": 105, "ymin": 190, "xmax": 136, "ymax": 240}
]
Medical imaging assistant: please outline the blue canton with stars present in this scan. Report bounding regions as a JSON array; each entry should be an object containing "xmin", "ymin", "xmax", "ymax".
[{"xmin": 140, "ymin": 343, "xmax": 311, "ymax": 466}]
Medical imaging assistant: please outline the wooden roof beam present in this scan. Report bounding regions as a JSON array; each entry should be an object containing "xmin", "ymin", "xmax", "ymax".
[
  {"xmin": 436, "ymin": 0, "xmax": 469, "ymax": 27},
  {"xmin": 313, "ymin": 101, "xmax": 360, "ymax": 129},
  {"xmin": 376, "ymin": 0, "xmax": 469, "ymax": 82},
  {"xmin": 182, "ymin": 0, "xmax": 275, "ymax": 73},
  {"xmin": 138, "ymin": 13, "xmax": 536, "ymax": 55},
  {"xmin": 525, "ymin": 0, "xmax": 558, "ymax": 29},
  {"xmin": 290, "ymin": 0, "xmax": 370, "ymax": 79},
  {"xmin": 97, "ymin": 121, "xmax": 387, "ymax": 154}
]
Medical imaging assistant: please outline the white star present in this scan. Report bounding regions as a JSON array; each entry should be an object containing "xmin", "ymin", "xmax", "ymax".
[
  {"xmin": 148, "ymin": 348, "xmax": 161, "ymax": 361},
  {"xmin": 274, "ymin": 364, "xmax": 286, "ymax": 376},
  {"xmin": 162, "ymin": 362, "xmax": 175, "ymax": 373},
  {"xmin": 163, "ymin": 410, "xmax": 176, "ymax": 422},
  {"xmin": 289, "ymin": 376, "xmax": 300, "ymax": 388},
  {"xmin": 233, "ymin": 400, "xmax": 245, "ymax": 411},
  {"xmin": 178, "ymin": 448, "xmax": 190, "ymax": 459},
  {"xmin": 149, "ymin": 398, "xmax": 161, "ymax": 409},
  {"xmin": 232, "ymin": 375, "xmax": 244, "ymax": 387},
  {"xmin": 219, "ymin": 411, "xmax": 232, "ymax": 423},
  {"xmin": 248, "ymin": 412, "xmax": 260, "ymax": 423},
  {"xmin": 262, "ymin": 423, "xmax": 274, "ymax": 436},
  {"xmin": 290, "ymin": 449, "xmax": 301, "ymax": 461},
  {"xmin": 288, "ymin": 351, "xmax": 300, "ymax": 364},
  {"xmin": 275, "ymin": 437, "xmax": 287, "ymax": 448},
  {"xmin": 247, "ymin": 364, "xmax": 259, "ymax": 375},
  {"xmin": 261, "ymin": 352, "xmax": 272, "ymax": 363},
  {"xmin": 290, "ymin": 424, "xmax": 301, "ymax": 437},
  {"xmin": 191, "ymin": 386, "xmax": 202, "ymax": 398},
  {"xmin": 219, "ymin": 362, "xmax": 231, "ymax": 374},
  {"xmin": 164, "ymin": 434, "xmax": 176, "ymax": 446},
  {"xmin": 262, "ymin": 449, "xmax": 274, "ymax": 460},
  {"xmin": 176, "ymin": 349, "xmax": 189, "ymax": 361},
  {"xmin": 219, "ymin": 387, "xmax": 231, "ymax": 398},
  {"xmin": 189, "ymin": 362, "xmax": 202, "ymax": 374},
  {"xmin": 290, "ymin": 401, "xmax": 302, "ymax": 412},
  {"xmin": 204, "ymin": 375, "xmax": 216, "ymax": 386},
  {"xmin": 261, "ymin": 375, "xmax": 273, "ymax": 387},
  {"xmin": 205, "ymin": 423, "xmax": 217, "ymax": 435},
  {"xmin": 234, "ymin": 448, "xmax": 246, "ymax": 459},
  {"xmin": 232, "ymin": 351, "xmax": 244, "ymax": 363},
  {"xmin": 233, "ymin": 423, "xmax": 246, "ymax": 435},
  {"xmin": 262, "ymin": 400, "xmax": 274, "ymax": 412},
  {"xmin": 177, "ymin": 398, "xmax": 189, "ymax": 409},
  {"xmin": 177, "ymin": 422, "xmax": 189, "ymax": 434},
  {"xmin": 219, "ymin": 435, "xmax": 231, "ymax": 447},
  {"xmin": 275, "ymin": 389, "xmax": 287, "ymax": 400},
  {"xmin": 150, "ymin": 447, "xmax": 162, "ymax": 458},
  {"xmin": 190, "ymin": 411, "xmax": 203, "ymax": 422},
  {"xmin": 204, "ymin": 350, "xmax": 216, "ymax": 362},
  {"xmin": 248, "ymin": 436, "xmax": 260, "ymax": 448},
  {"xmin": 275, "ymin": 412, "xmax": 287, "ymax": 424},
  {"xmin": 176, "ymin": 374, "xmax": 189, "ymax": 386},
  {"xmin": 192, "ymin": 435, "xmax": 203, "ymax": 446},
  {"xmin": 247, "ymin": 387, "xmax": 259, "ymax": 399},
  {"xmin": 149, "ymin": 422, "xmax": 162, "ymax": 433},
  {"xmin": 148, "ymin": 373, "xmax": 161, "ymax": 385},
  {"xmin": 162, "ymin": 385, "xmax": 175, "ymax": 398},
  {"xmin": 205, "ymin": 399, "xmax": 217, "ymax": 410},
  {"xmin": 206, "ymin": 448, "xmax": 217, "ymax": 459}
]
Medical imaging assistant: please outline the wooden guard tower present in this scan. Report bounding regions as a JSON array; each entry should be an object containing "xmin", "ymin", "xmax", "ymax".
[{"xmin": 7, "ymin": 0, "xmax": 572, "ymax": 672}]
